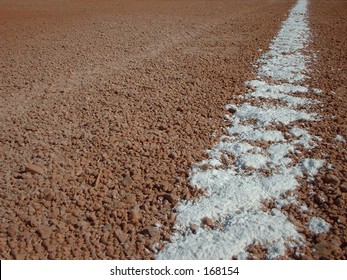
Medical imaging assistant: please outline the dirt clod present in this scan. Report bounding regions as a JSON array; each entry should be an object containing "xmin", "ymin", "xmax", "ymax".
[
  {"xmin": 190, "ymin": 223, "xmax": 198, "ymax": 234},
  {"xmin": 202, "ymin": 217, "xmax": 213, "ymax": 228},
  {"xmin": 25, "ymin": 164, "xmax": 44, "ymax": 175},
  {"xmin": 129, "ymin": 206, "xmax": 141, "ymax": 223},
  {"xmin": 323, "ymin": 174, "xmax": 341, "ymax": 186}
]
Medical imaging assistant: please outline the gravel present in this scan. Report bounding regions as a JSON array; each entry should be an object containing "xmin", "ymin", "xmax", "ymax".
[{"xmin": 0, "ymin": 0, "xmax": 345, "ymax": 260}]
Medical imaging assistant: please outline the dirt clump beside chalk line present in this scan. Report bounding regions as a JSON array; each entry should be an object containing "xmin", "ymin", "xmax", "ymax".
[{"xmin": 0, "ymin": 0, "xmax": 295, "ymax": 259}]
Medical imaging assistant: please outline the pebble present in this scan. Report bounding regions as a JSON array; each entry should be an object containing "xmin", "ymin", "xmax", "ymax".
[
  {"xmin": 202, "ymin": 216, "xmax": 213, "ymax": 228},
  {"xmin": 164, "ymin": 234, "xmax": 171, "ymax": 242},
  {"xmin": 161, "ymin": 181, "xmax": 174, "ymax": 192},
  {"xmin": 86, "ymin": 213, "xmax": 97, "ymax": 224},
  {"xmin": 186, "ymin": 78, "xmax": 197, "ymax": 84},
  {"xmin": 129, "ymin": 206, "xmax": 141, "ymax": 223},
  {"xmin": 313, "ymin": 236, "xmax": 341, "ymax": 259},
  {"xmin": 145, "ymin": 226, "xmax": 160, "ymax": 239},
  {"xmin": 227, "ymin": 107, "xmax": 237, "ymax": 114},
  {"xmin": 334, "ymin": 197, "xmax": 344, "ymax": 207},
  {"xmin": 125, "ymin": 194, "xmax": 136, "ymax": 204},
  {"xmin": 25, "ymin": 164, "xmax": 44, "ymax": 175},
  {"xmin": 323, "ymin": 174, "xmax": 341, "ymax": 186},
  {"xmin": 115, "ymin": 230, "xmax": 128, "ymax": 244},
  {"xmin": 340, "ymin": 182, "xmax": 347, "ymax": 193},
  {"xmin": 190, "ymin": 223, "xmax": 198, "ymax": 234},
  {"xmin": 168, "ymin": 151, "xmax": 178, "ymax": 160},
  {"xmin": 102, "ymin": 224, "xmax": 112, "ymax": 232},
  {"xmin": 314, "ymin": 194, "xmax": 325, "ymax": 205},
  {"xmin": 112, "ymin": 210, "xmax": 118, "ymax": 219},
  {"xmin": 122, "ymin": 175, "xmax": 133, "ymax": 187},
  {"xmin": 7, "ymin": 226, "xmax": 16, "ymax": 237},
  {"xmin": 37, "ymin": 227, "xmax": 50, "ymax": 240},
  {"xmin": 162, "ymin": 193, "xmax": 178, "ymax": 204}
]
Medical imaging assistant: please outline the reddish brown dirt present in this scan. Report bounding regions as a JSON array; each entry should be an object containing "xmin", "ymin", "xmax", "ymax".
[
  {"xmin": 246, "ymin": 0, "xmax": 347, "ymax": 260},
  {"xmin": 263, "ymin": 0, "xmax": 347, "ymax": 260},
  {"xmin": 0, "ymin": 0, "xmax": 296, "ymax": 259},
  {"xmin": 1, "ymin": 0, "xmax": 345, "ymax": 260},
  {"xmin": 302, "ymin": 0, "xmax": 347, "ymax": 259}
]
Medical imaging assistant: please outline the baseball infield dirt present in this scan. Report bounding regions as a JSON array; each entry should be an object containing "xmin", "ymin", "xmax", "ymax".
[{"xmin": 0, "ymin": 0, "xmax": 345, "ymax": 259}]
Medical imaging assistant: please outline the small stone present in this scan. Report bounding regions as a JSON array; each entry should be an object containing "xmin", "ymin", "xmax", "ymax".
[
  {"xmin": 158, "ymin": 124, "xmax": 166, "ymax": 131},
  {"xmin": 314, "ymin": 194, "xmax": 325, "ymax": 205},
  {"xmin": 125, "ymin": 194, "xmax": 136, "ymax": 204},
  {"xmin": 186, "ymin": 78, "xmax": 197, "ymax": 84},
  {"xmin": 190, "ymin": 223, "xmax": 198, "ymax": 234},
  {"xmin": 25, "ymin": 164, "xmax": 44, "ymax": 175},
  {"xmin": 163, "ymin": 193, "xmax": 178, "ymax": 204},
  {"xmin": 334, "ymin": 197, "xmax": 344, "ymax": 207},
  {"xmin": 102, "ymin": 224, "xmax": 112, "ymax": 232},
  {"xmin": 44, "ymin": 190, "xmax": 55, "ymax": 201},
  {"xmin": 132, "ymin": 173, "xmax": 143, "ymax": 182},
  {"xmin": 157, "ymin": 181, "xmax": 173, "ymax": 192},
  {"xmin": 27, "ymin": 217, "xmax": 38, "ymax": 227},
  {"xmin": 225, "ymin": 104, "xmax": 237, "ymax": 114},
  {"xmin": 227, "ymin": 107, "xmax": 236, "ymax": 114},
  {"xmin": 86, "ymin": 213, "xmax": 97, "ymax": 224},
  {"xmin": 164, "ymin": 234, "xmax": 171, "ymax": 241},
  {"xmin": 37, "ymin": 227, "xmax": 50, "ymax": 240},
  {"xmin": 115, "ymin": 229, "xmax": 128, "ymax": 244},
  {"xmin": 7, "ymin": 225, "xmax": 16, "ymax": 237},
  {"xmin": 129, "ymin": 206, "xmax": 141, "ymax": 222},
  {"xmin": 145, "ymin": 226, "xmax": 160, "ymax": 239},
  {"xmin": 323, "ymin": 174, "xmax": 341, "ymax": 186},
  {"xmin": 122, "ymin": 175, "xmax": 133, "ymax": 187},
  {"xmin": 76, "ymin": 199, "xmax": 85, "ymax": 207},
  {"xmin": 202, "ymin": 216, "xmax": 213, "ymax": 228},
  {"xmin": 43, "ymin": 241, "xmax": 57, "ymax": 253},
  {"xmin": 168, "ymin": 151, "xmax": 178, "ymax": 160},
  {"xmin": 336, "ymin": 215, "xmax": 346, "ymax": 224},
  {"xmin": 11, "ymin": 249, "xmax": 26, "ymax": 260},
  {"xmin": 112, "ymin": 211, "xmax": 118, "ymax": 219},
  {"xmin": 99, "ymin": 232, "xmax": 109, "ymax": 245},
  {"xmin": 313, "ymin": 236, "xmax": 341, "ymax": 259},
  {"xmin": 340, "ymin": 183, "xmax": 347, "ymax": 193}
]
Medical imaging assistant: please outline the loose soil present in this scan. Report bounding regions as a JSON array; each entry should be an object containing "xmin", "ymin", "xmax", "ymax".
[{"xmin": 0, "ymin": 0, "xmax": 345, "ymax": 259}]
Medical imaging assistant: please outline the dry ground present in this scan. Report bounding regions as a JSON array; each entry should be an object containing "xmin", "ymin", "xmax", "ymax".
[{"xmin": 0, "ymin": 0, "xmax": 345, "ymax": 259}]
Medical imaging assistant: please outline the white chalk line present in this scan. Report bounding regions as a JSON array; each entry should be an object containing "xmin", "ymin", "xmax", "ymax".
[{"xmin": 157, "ymin": 0, "xmax": 329, "ymax": 260}]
